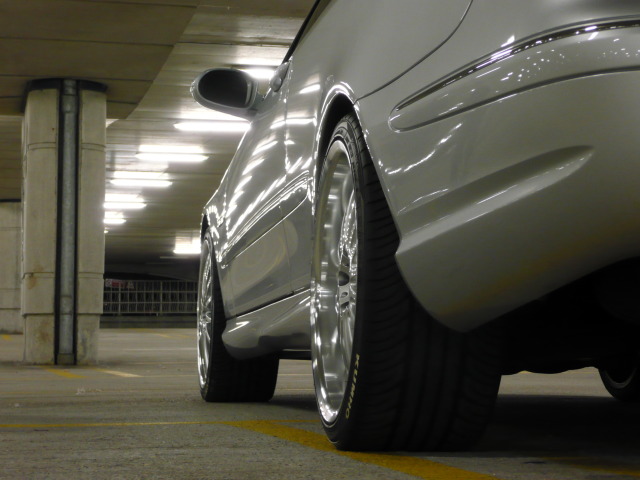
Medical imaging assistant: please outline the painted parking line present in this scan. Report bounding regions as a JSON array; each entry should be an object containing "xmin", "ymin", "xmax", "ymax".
[
  {"xmin": 89, "ymin": 368, "xmax": 141, "ymax": 378},
  {"xmin": 39, "ymin": 367, "xmax": 84, "ymax": 379},
  {"xmin": 225, "ymin": 420, "xmax": 499, "ymax": 480},
  {"xmin": 39, "ymin": 367, "xmax": 141, "ymax": 379},
  {"xmin": 1, "ymin": 335, "xmax": 12, "ymax": 341},
  {"xmin": 0, "ymin": 418, "xmax": 636, "ymax": 479},
  {"xmin": 0, "ymin": 418, "xmax": 500, "ymax": 479}
]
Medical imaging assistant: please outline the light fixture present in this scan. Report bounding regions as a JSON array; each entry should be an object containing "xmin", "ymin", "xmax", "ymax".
[
  {"xmin": 104, "ymin": 218, "xmax": 126, "ymax": 225},
  {"xmin": 105, "ymin": 193, "xmax": 143, "ymax": 202},
  {"xmin": 174, "ymin": 239, "xmax": 201, "ymax": 255},
  {"xmin": 173, "ymin": 235, "xmax": 201, "ymax": 255},
  {"xmin": 241, "ymin": 67, "xmax": 276, "ymax": 80},
  {"xmin": 104, "ymin": 202, "xmax": 146, "ymax": 210},
  {"xmin": 104, "ymin": 212, "xmax": 126, "ymax": 225},
  {"xmin": 111, "ymin": 171, "xmax": 172, "ymax": 188},
  {"xmin": 138, "ymin": 145, "xmax": 204, "ymax": 154},
  {"xmin": 174, "ymin": 121, "xmax": 250, "ymax": 133},
  {"xmin": 135, "ymin": 152, "xmax": 208, "ymax": 163},
  {"xmin": 135, "ymin": 145, "xmax": 208, "ymax": 163},
  {"xmin": 111, "ymin": 179, "xmax": 171, "ymax": 188}
]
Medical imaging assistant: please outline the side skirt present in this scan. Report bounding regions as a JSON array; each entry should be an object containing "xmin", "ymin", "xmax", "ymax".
[{"xmin": 222, "ymin": 289, "xmax": 311, "ymax": 360}]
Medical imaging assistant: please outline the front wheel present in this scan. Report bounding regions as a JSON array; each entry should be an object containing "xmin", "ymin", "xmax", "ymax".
[
  {"xmin": 197, "ymin": 229, "xmax": 279, "ymax": 402},
  {"xmin": 311, "ymin": 113, "xmax": 502, "ymax": 451},
  {"xmin": 599, "ymin": 354, "xmax": 640, "ymax": 402}
]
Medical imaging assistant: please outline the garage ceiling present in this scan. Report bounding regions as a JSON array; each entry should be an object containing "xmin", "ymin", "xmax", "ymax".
[{"xmin": 0, "ymin": 0, "xmax": 314, "ymax": 280}]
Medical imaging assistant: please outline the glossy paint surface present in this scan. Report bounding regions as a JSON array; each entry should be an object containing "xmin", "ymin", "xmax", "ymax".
[{"xmin": 199, "ymin": 0, "xmax": 640, "ymax": 356}]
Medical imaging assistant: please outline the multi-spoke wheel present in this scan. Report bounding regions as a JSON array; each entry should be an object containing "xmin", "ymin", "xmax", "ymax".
[
  {"xmin": 599, "ymin": 353, "xmax": 640, "ymax": 402},
  {"xmin": 197, "ymin": 234, "xmax": 214, "ymax": 393},
  {"xmin": 311, "ymin": 113, "xmax": 503, "ymax": 451},
  {"xmin": 312, "ymin": 133, "xmax": 359, "ymax": 424},
  {"xmin": 197, "ymin": 229, "xmax": 279, "ymax": 402}
]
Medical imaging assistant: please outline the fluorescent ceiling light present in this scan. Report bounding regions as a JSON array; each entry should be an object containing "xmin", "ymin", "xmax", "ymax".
[
  {"xmin": 135, "ymin": 153, "xmax": 208, "ymax": 163},
  {"xmin": 174, "ymin": 237, "xmax": 201, "ymax": 255},
  {"xmin": 104, "ymin": 218, "xmax": 126, "ymax": 225},
  {"xmin": 104, "ymin": 202, "xmax": 146, "ymax": 210},
  {"xmin": 241, "ymin": 68, "xmax": 276, "ymax": 80},
  {"xmin": 104, "ymin": 212, "xmax": 126, "ymax": 225},
  {"xmin": 113, "ymin": 171, "xmax": 168, "ymax": 179},
  {"xmin": 104, "ymin": 193, "xmax": 146, "ymax": 210},
  {"xmin": 174, "ymin": 121, "xmax": 250, "ymax": 133},
  {"xmin": 174, "ymin": 245, "xmax": 201, "ymax": 255},
  {"xmin": 111, "ymin": 171, "xmax": 172, "ymax": 188},
  {"xmin": 179, "ymin": 110, "xmax": 244, "ymax": 121},
  {"xmin": 111, "ymin": 179, "xmax": 172, "ymax": 188},
  {"xmin": 105, "ymin": 193, "xmax": 143, "ymax": 202},
  {"xmin": 138, "ymin": 145, "xmax": 205, "ymax": 154}
]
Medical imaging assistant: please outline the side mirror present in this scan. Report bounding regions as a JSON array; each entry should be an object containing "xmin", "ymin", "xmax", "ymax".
[{"xmin": 191, "ymin": 68, "xmax": 260, "ymax": 120}]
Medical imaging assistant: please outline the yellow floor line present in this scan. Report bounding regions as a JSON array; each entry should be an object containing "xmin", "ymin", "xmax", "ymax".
[
  {"xmin": 40, "ymin": 367, "xmax": 84, "ymax": 379},
  {"xmin": 225, "ymin": 420, "xmax": 499, "ymax": 480},
  {"xmin": 89, "ymin": 368, "xmax": 141, "ymax": 378},
  {"xmin": 1, "ymin": 335, "xmax": 12, "ymax": 341}
]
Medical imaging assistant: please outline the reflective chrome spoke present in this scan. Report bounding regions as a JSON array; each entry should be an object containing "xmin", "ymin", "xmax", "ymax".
[
  {"xmin": 312, "ymin": 139, "xmax": 358, "ymax": 424},
  {"xmin": 197, "ymin": 243, "xmax": 213, "ymax": 389}
]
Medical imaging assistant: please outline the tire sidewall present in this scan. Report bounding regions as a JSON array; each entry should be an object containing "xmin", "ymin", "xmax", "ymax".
[{"xmin": 315, "ymin": 117, "xmax": 371, "ymax": 446}]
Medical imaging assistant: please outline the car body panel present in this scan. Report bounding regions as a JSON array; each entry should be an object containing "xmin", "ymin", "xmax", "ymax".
[
  {"xmin": 196, "ymin": 0, "xmax": 640, "ymax": 356},
  {"xmin": 365, "ymin": 71, "xmax": 640, "ymax": 328},
  {"xmin": 222, "ymin": 289, "xmax": 311, "ymax": 359},
  {"xmin": 358, "ymin": 9, "xmax": 640, "ymax": 329}
]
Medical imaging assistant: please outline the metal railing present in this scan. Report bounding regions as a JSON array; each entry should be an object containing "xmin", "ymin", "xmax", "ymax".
[{"xmin": 103, "ymin": 279, "xmax": 197, "ymax": 315}]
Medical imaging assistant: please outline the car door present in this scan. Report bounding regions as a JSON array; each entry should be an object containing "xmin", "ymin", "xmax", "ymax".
[{"xmin": 220, "ymin": 77, "xmax": 292, "ymax": 317}]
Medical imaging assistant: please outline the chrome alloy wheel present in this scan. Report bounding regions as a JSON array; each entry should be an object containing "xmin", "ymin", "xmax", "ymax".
[
  {"xmin": 197, "ymin": 238, "xmax": 213, "ymax": 389},
  {"xmin": 312, "ymin": 139, "xmax": 358, "ymax": 424}
]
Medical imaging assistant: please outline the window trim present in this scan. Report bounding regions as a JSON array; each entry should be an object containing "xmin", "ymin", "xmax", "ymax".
[{"xmin": 283, "ymin": 0, "xmax": 331, "ymax": 63}]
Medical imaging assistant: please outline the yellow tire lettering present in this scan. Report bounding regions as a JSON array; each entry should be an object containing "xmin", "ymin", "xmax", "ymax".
[{"xmin": 345, "ymin": 353, "xmax": 360, "ymax": 420}]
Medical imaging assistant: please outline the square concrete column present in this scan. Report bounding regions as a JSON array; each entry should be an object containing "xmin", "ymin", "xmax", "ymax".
[
  {"xmin": 0, "ymin": 202, "xmax": 22, "ymax": 333},
  {"xmin": 22, "ymin": 80, "xmax": 106, "ymax": 365}
]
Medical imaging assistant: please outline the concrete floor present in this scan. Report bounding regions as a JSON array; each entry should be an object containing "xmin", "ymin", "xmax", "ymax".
[{"xmin": 1, "ymin": 329, "xmax": 640, "ymax": 479}]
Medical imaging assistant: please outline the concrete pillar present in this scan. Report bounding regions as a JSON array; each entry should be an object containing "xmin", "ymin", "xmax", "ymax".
[
  {"xmin": 0, "ymin": 201, "xmax": 22, "ymax": 333},
  {"xmin": 22, "ymin": 79, "xmax": 106, "ymax": 365}
]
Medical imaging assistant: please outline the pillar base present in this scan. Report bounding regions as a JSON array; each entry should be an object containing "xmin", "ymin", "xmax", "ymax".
[
  {"xmin": 23, "ymin": 315, "xmax": 55, "ymax": 364},
  {"xmin": 77, "ymin": 315, "xmax": 100, "ymax": 365}
]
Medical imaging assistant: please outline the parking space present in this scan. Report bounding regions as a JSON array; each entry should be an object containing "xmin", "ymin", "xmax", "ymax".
[{"xmin": 1, "ymin": 329, "xmax": 639, "ymax": 479}]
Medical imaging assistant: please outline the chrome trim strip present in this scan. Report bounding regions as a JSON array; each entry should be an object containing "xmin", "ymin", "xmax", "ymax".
[{"xmin": 395, "ymin": 19, "xmax": 640, "ymax": 112}]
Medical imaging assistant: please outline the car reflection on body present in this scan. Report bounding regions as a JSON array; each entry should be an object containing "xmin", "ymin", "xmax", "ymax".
[{"xmin": 193, "ymin": 0, "xmax": 640, "ymax": 451}]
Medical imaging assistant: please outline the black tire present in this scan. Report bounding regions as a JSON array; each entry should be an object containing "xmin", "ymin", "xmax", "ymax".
[
  {"xmin": 599, "ymin": 354, "xmax": 640, "ymax": 402},
  {"xmin": 197, "ymin": 229, "xmax": 279, "ymax": 402},
  {"xmin": 311, "ymin": 113, "xmax": 502, "ymax": 451}
]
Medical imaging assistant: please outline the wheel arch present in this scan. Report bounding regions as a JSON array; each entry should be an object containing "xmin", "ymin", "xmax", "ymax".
[
  {"xmin": 314, "ymin": 87, "xmax": 363, "ymax": 186},
  {"xmin": 200, "ymin": 214, "xmax": 209, "ymax": 241}
]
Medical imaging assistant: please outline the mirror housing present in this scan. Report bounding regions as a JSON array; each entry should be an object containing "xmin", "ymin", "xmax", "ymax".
[{"xmin": 191, "ymin": 68, "xmax": 260, "ymax": 120}]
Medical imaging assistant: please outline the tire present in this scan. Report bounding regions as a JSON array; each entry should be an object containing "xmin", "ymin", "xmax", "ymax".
[
  {"xmin": 197, "ymin": 229, "xmax": 279, "ymax": 402},
  {"xmin": 599, "ymin": 354, "xmax": 640, "ymax": 402},
  {"xmin": 310, "ymin": 113, "xmax": 502, "ymax": 451}
]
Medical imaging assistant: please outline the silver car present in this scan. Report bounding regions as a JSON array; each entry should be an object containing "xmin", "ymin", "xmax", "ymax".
[{"xmin": 194, "ymin": 0, "xmax": 640, "ymax": 451}]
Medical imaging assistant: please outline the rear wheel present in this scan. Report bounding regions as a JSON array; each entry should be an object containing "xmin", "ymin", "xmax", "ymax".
[
  {"xmin": 197, "ymin": 229, "xmax": 279, "ymax": 402},
  {"xmin": 599, "ymin": 354, "xmax": 640, "ymax": 402},
  {"xmin": 311, "ymin": 113, "xmax": 502, "ymax": 451}
]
